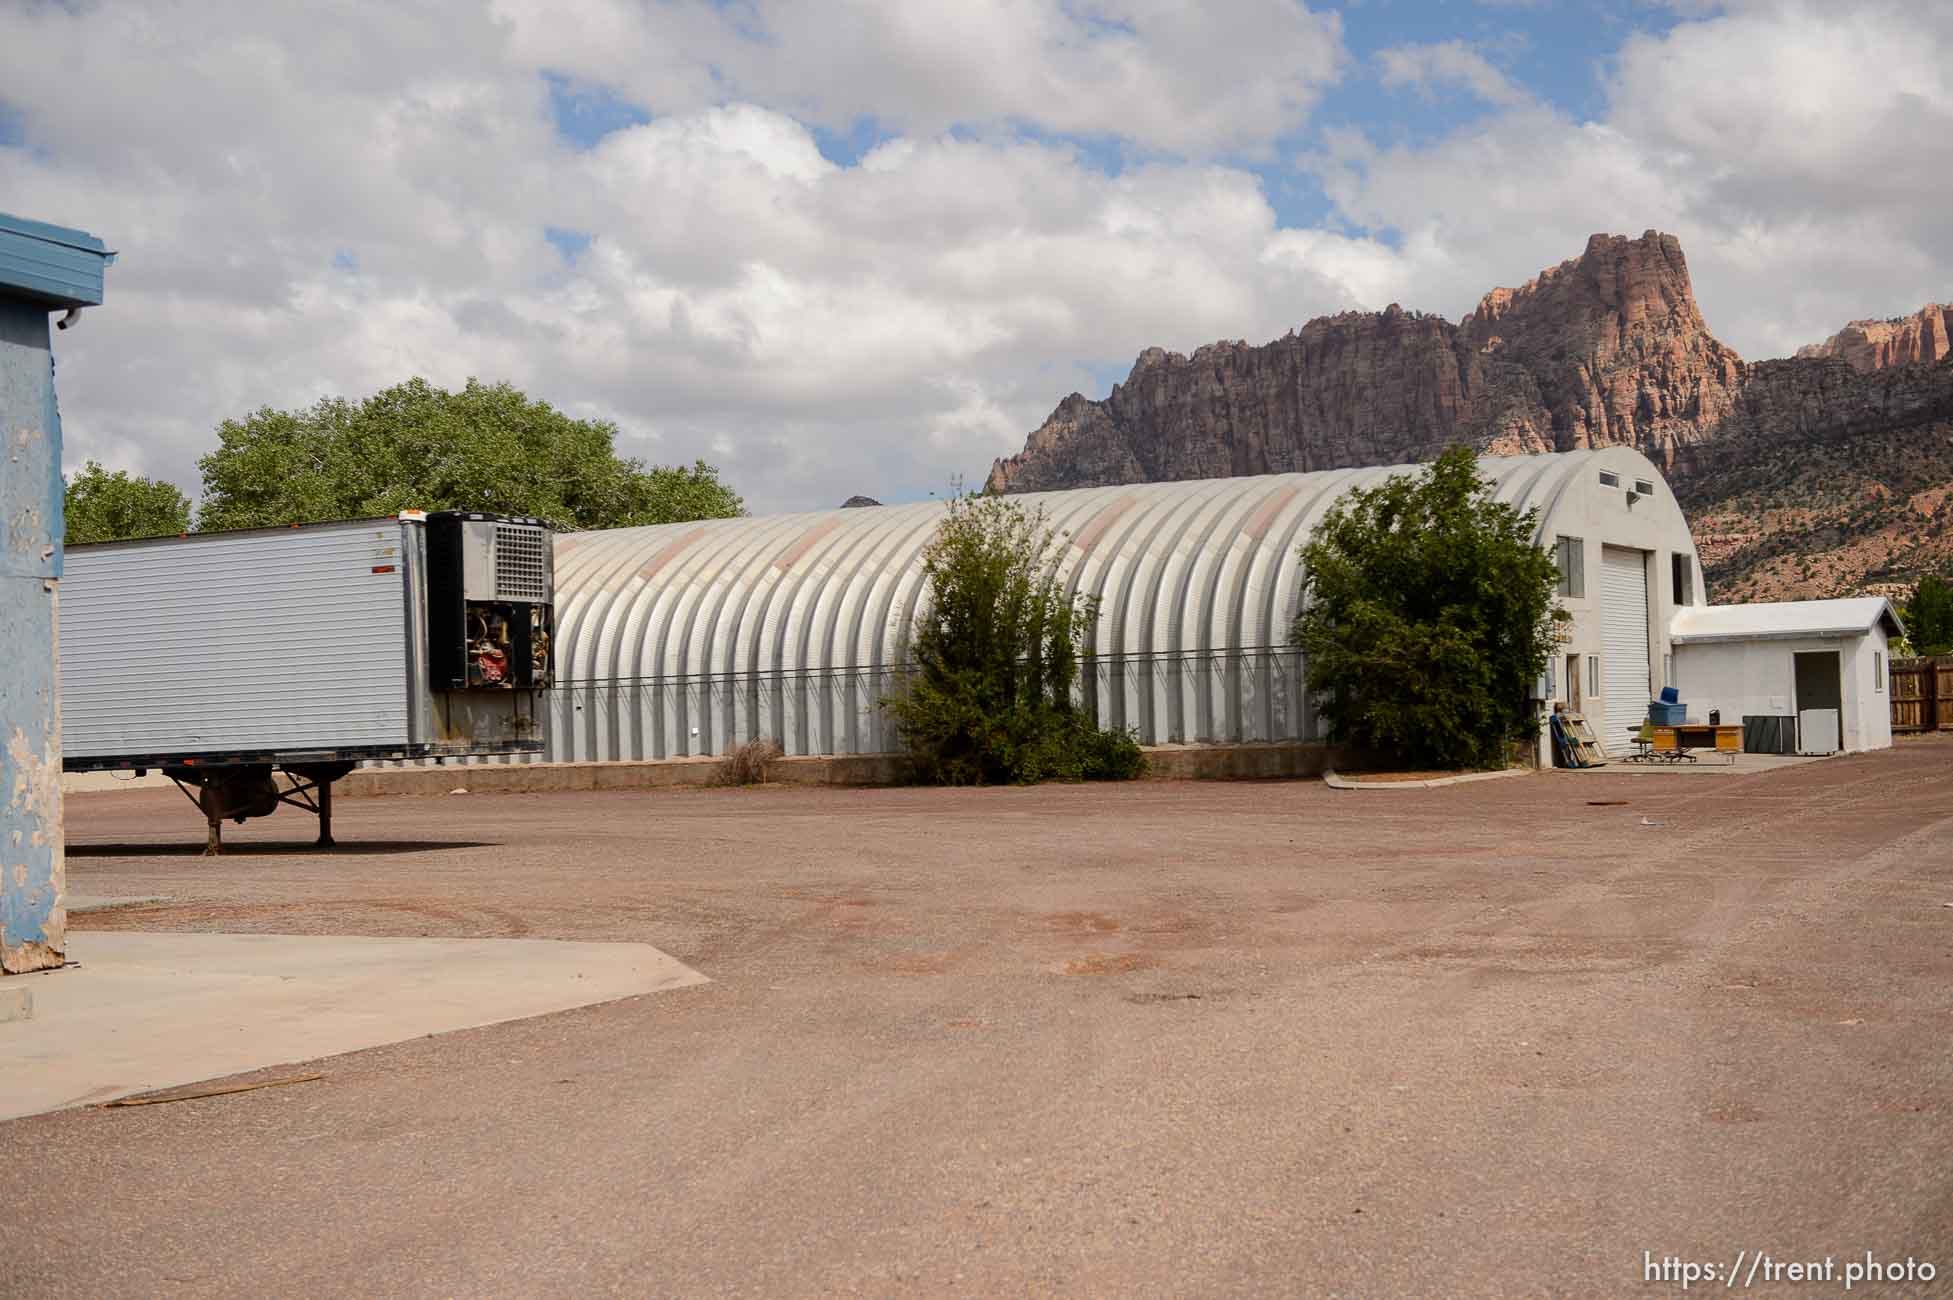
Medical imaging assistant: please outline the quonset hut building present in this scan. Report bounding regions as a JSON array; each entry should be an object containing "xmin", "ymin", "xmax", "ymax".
[{"xmin": 535, "ymin": 447, "xmax": 1702, "ymax": 765}]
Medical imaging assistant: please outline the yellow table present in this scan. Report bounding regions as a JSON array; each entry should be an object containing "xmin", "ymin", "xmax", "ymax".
[{"xmin": 1649, "ymin": 723, "xmax": 1742, "ymax": 762}]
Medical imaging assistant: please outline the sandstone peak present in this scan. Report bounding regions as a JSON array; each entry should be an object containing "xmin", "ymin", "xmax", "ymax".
[
  {"xmin": 985, "ymin": 231, "xmax": 1742, "ymax": 495},
  {"xmin": 980, "ymin": 232, "xmax": 1953, "ymax": 605},
  {"xmin": 1795, "ymin": 304, "xmax": 1953, "ymax": 372},
  {"xmin": 1462, "ymin": 230, "xmax": 1705, "ymax": 343}
]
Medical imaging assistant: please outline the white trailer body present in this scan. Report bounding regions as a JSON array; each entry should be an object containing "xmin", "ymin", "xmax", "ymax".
[{"xmin": 58, "ymin": 512, "xmax": 554, "ymax": 851}]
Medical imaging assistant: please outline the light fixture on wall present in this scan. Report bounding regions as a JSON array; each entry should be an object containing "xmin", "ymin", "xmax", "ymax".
[{"xmin": 1624, "ymin": 490, "xmax": 1641, "ymax": 509}]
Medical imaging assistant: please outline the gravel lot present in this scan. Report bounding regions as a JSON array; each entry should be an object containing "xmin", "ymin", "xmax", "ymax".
[{"xmin": 5, "ymin": 740, "xmax": 1952, "ymax": 1296}]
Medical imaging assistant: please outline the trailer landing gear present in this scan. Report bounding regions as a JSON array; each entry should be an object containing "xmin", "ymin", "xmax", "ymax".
[{"xmin": 164, "ymin": 762, "xmax": 357, "ymax": 856}]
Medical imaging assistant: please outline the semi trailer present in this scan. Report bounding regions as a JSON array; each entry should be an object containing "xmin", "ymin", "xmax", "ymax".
[{"xmin": 60, "ymin": 511, "xmax": 554, "ymax": 852}]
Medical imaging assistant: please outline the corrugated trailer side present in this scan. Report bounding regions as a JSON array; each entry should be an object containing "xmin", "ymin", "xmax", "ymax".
[{"xmin": 61, "ymin": 519, "xmax": 416, "ymax": 763}]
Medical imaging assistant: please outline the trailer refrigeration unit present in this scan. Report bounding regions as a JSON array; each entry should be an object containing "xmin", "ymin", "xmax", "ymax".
[{"xmin": 60, "ymin": 512, "xmax": 554, "ymax": 853}]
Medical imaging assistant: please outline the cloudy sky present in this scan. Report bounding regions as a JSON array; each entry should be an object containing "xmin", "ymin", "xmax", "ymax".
[{"xmin": 4, "ymin": 0, "xmax": 1949, "ymax": 514}]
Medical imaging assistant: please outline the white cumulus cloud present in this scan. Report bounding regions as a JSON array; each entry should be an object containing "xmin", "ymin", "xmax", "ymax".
[
  {"xmin": 0, "ymin": 0, "xmax": 1361, "ymax": 513},
  {"xmin": 1308, "ymin": 0, "xmax": 1953, "ymax": 358},
  {"xmin": 3, "ymin": 0, "xmax": 1950, "ymax": 521},
  {"xmin": 1375, "ymin": 41, "xmax": 1528, "ymax": 108},
  {"xmin": 496, "ymin": 0, "xmax": 1348, "ymax": 157}
]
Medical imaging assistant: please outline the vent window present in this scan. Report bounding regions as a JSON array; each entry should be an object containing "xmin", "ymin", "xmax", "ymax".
[
  {"xmin": 1635, "ymin": 478, "xmax": 1655, "ymax": 495},
  {"xmin": 494, "ymin": 525, "xmax": 550, "ymax": 603},
  {"xmin": 1598, "ymin": 470, "xmax": 1620, "ymax": 488},
  {"xmin": 1555, "ymin": 536, "xmax": 1585, "ymax": 599}
]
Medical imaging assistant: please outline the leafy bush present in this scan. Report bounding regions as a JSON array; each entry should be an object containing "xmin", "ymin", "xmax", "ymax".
[
  {"xmin": 1291, "ymin": 446, "xmax": 1564, "ymax": 770},
  {"xmin": 1905, "ymin": 575, "xmax": 1953, "ymax": 655},
  {"xmin": 883, "ymin": 493, "xmax": 1145, "ymax": 785}
]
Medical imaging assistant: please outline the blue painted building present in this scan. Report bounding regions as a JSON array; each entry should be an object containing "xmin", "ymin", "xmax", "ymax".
[{"xmin": 1, "ymin": 211, "xmax": 113, "ymax": 975}]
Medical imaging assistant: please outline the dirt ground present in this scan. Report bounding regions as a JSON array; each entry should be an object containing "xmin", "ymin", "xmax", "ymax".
[{"xmin": 6, "ymin": 739, "xmax": 1953, "ymax": 1296}]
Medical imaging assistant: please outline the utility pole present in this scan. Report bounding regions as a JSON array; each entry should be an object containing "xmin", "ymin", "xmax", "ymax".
[{"xmin": 1, "ymin": 212, "xmax": 113, "ymax": 977}]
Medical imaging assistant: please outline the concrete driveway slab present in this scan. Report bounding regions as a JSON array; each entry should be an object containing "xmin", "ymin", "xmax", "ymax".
[{"xmin": 0, "ymin": 932, "xmax": 707, "ymax": 1119}]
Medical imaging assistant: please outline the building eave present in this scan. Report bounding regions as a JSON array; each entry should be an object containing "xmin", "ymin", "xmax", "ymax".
[
  {"xmin": 1671, "ymin": 628, "xmax": 1868, "ymax": 646},
  {"xmin": 0, "ymin": 211, "xmax": 116, "ymax": 309}
]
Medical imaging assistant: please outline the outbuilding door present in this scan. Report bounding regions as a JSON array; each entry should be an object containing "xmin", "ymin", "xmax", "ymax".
[
  {"xmin": 1599, "ymin": 546, "xmax": 1651, "ymax": 751},
  {"xmin": 1794, "ymin": 651, "xmax": 1844, "ymax": 754}
]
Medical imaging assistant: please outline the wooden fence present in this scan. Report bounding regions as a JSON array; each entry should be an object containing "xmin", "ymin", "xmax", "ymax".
[{"xmin": 1891, "ymin": 656, "xmax": 1953, "ymax": 732}]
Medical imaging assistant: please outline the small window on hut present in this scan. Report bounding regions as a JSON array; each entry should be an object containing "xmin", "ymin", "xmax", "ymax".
[
  {"xmin": 1635, "ymin": 478, "xmax": 1655, "ymax": 496},
  {"xmin": 1671, "ymin": 553, "xmax": 1695, "ymax": 606},
  {"xmin": 1555, "ymin": 536, "xmax": 1585, "ymax": 598},
  {"xmin": 1598, "ymin": 470, "xmax": 1620, "ymax": 488},
  {"xmin": 1875, "ymin": 652, "xmax": 1885, "ymax": 693}
]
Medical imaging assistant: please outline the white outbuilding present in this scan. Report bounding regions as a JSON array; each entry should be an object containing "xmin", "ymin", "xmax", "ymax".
[
  {"xmin": 537, "ymin": 446, "xmax": 1701, "ymax": 764},
  {"xmin": 1668, "ymin": 599, "xmax": 1904, "ymax": 755}
]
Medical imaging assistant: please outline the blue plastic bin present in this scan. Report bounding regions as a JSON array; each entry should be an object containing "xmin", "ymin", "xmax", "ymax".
[{"xmin": 1648, "ymin": 701, "xmax": 1687, "ymax": 725}]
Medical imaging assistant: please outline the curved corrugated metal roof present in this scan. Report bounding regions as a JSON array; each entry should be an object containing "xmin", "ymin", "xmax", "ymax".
[
  {"xmin": 539, "ymin": 448, "xmax": 1689, "ymax": 759},
  {"xmin": 557, "ymin": 449, "xmax": 1669, "ymax": 672}
]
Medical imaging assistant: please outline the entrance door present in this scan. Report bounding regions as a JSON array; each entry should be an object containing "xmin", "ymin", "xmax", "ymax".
[
  {"xmin": 1794, "ymin": 651, "xmax": 1843, "ymax": 753},
  {"xmin": 1599, "ymin": 546, "xmax": 1651, "ymax": 752}
]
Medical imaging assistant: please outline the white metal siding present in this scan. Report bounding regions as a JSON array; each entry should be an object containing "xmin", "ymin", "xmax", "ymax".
[
  {"xmin": 61, "ymin": 521, "xmax": 413, "ymax": 759},
  {"xmin": 1599, "ymin": 545, "xmax": 1651, "ymax": 751}
]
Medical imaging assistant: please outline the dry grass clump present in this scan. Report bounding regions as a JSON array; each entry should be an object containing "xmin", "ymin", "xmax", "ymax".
[{"xmin": 717, "ymin": 738, "xmax": 785, "ymax": 786}]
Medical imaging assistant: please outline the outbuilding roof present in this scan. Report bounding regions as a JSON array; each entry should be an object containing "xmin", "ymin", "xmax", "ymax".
[
  {"xmin": 1669, "ymin": 597, "xmax": 1904, "ymax": 645},
  {"xmin": 0, "ymin": 210, "xmax": 115, "ymax": 309}
]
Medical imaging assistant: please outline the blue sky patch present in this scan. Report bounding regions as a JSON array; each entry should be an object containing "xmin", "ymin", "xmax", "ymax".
[
  {"xmin": 546, "ymin": 71, "xmax": 652, "ymax": 149},
  {"xmin": 546, "ymin": 227, "xmax": 593, "ymax": 263},
  {"xmin": 1082, "ymin": 359, "xmax": 1136, "ymax": 400},
  {"xmin": 1321, "ymin": 0, "xmax": 1678, "ymax": 130},
  {"xmin": 1253, "ymin": 151, "xmax": 1339, "ymax": 232},
  {"xmin": 1249, "ymin": 2, "xmax": 1685, "ymax": 233},
  {"xmin": 812, "ymin": 116, "xmax": 897, "ymax": 168},
  {"xmin": 331, "ymin": 249, "xmax": 358, "ymax": 273}
]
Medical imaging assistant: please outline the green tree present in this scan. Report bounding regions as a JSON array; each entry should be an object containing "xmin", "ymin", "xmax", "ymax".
[
  {"xmin": 1291, "ymin": 446, "xmax": 1564, "ymax": 770},
  {"xmin": 883, "ymin": 492, "xmax": 1143, "ymax": 785},
  {"xmin": 196, "ymin": 377, "xmax": 742, "ymax": 531},
  {"xmin": 63, "ymin": 461, "xmax": 193, "ymax": 543},
  {"xmin": 1905, "ymin": 575, "xmax": 1953, "ymax": 655}
]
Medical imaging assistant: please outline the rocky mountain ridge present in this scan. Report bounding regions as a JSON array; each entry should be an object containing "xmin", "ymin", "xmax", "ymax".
[
  {"xmin": 986, "ymin": 233, "xmax": 1953, "ymax": 600},
  {"xmin": 1796, "ymin": 304, "xmax": 1953, "ymax": 372},
  {"xmin": 986, "ymin": 232, "xmax": 1743, "ymax": 495}
]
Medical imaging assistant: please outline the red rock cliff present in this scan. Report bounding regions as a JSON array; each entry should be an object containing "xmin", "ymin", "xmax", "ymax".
[
  {"xmin": 986, "ymin": 231, "xmax": 1746, "ymax": 493},
  {"xmin": 1795, "ymin": 304, "xmax": 1953, "ymax": 372}
]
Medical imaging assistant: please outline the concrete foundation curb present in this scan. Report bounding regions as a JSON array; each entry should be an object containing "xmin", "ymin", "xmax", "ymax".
[
  {"xmin": 1135, "ymin": 742, "xmax": 1353, "ymax": 782},
  {"xmin": 1, "ymin": 983, "xmax": 33, "ymax": 1023},
  {"xmin": 345, "ymin": 752, "xmax": 913, "ymax": 798},
  {"xmin": 342, "ymin": 742, "xmax": 1360, "ymax": 798},
  {"xmin": 1324, "ymin": 766, "xmax": 1533, "ymax": 791}
]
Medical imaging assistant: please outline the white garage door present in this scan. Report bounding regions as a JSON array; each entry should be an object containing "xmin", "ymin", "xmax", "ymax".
[{"xmin": 1599, "ymin": 546, "xmax": 1651, "ymax": 754}]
